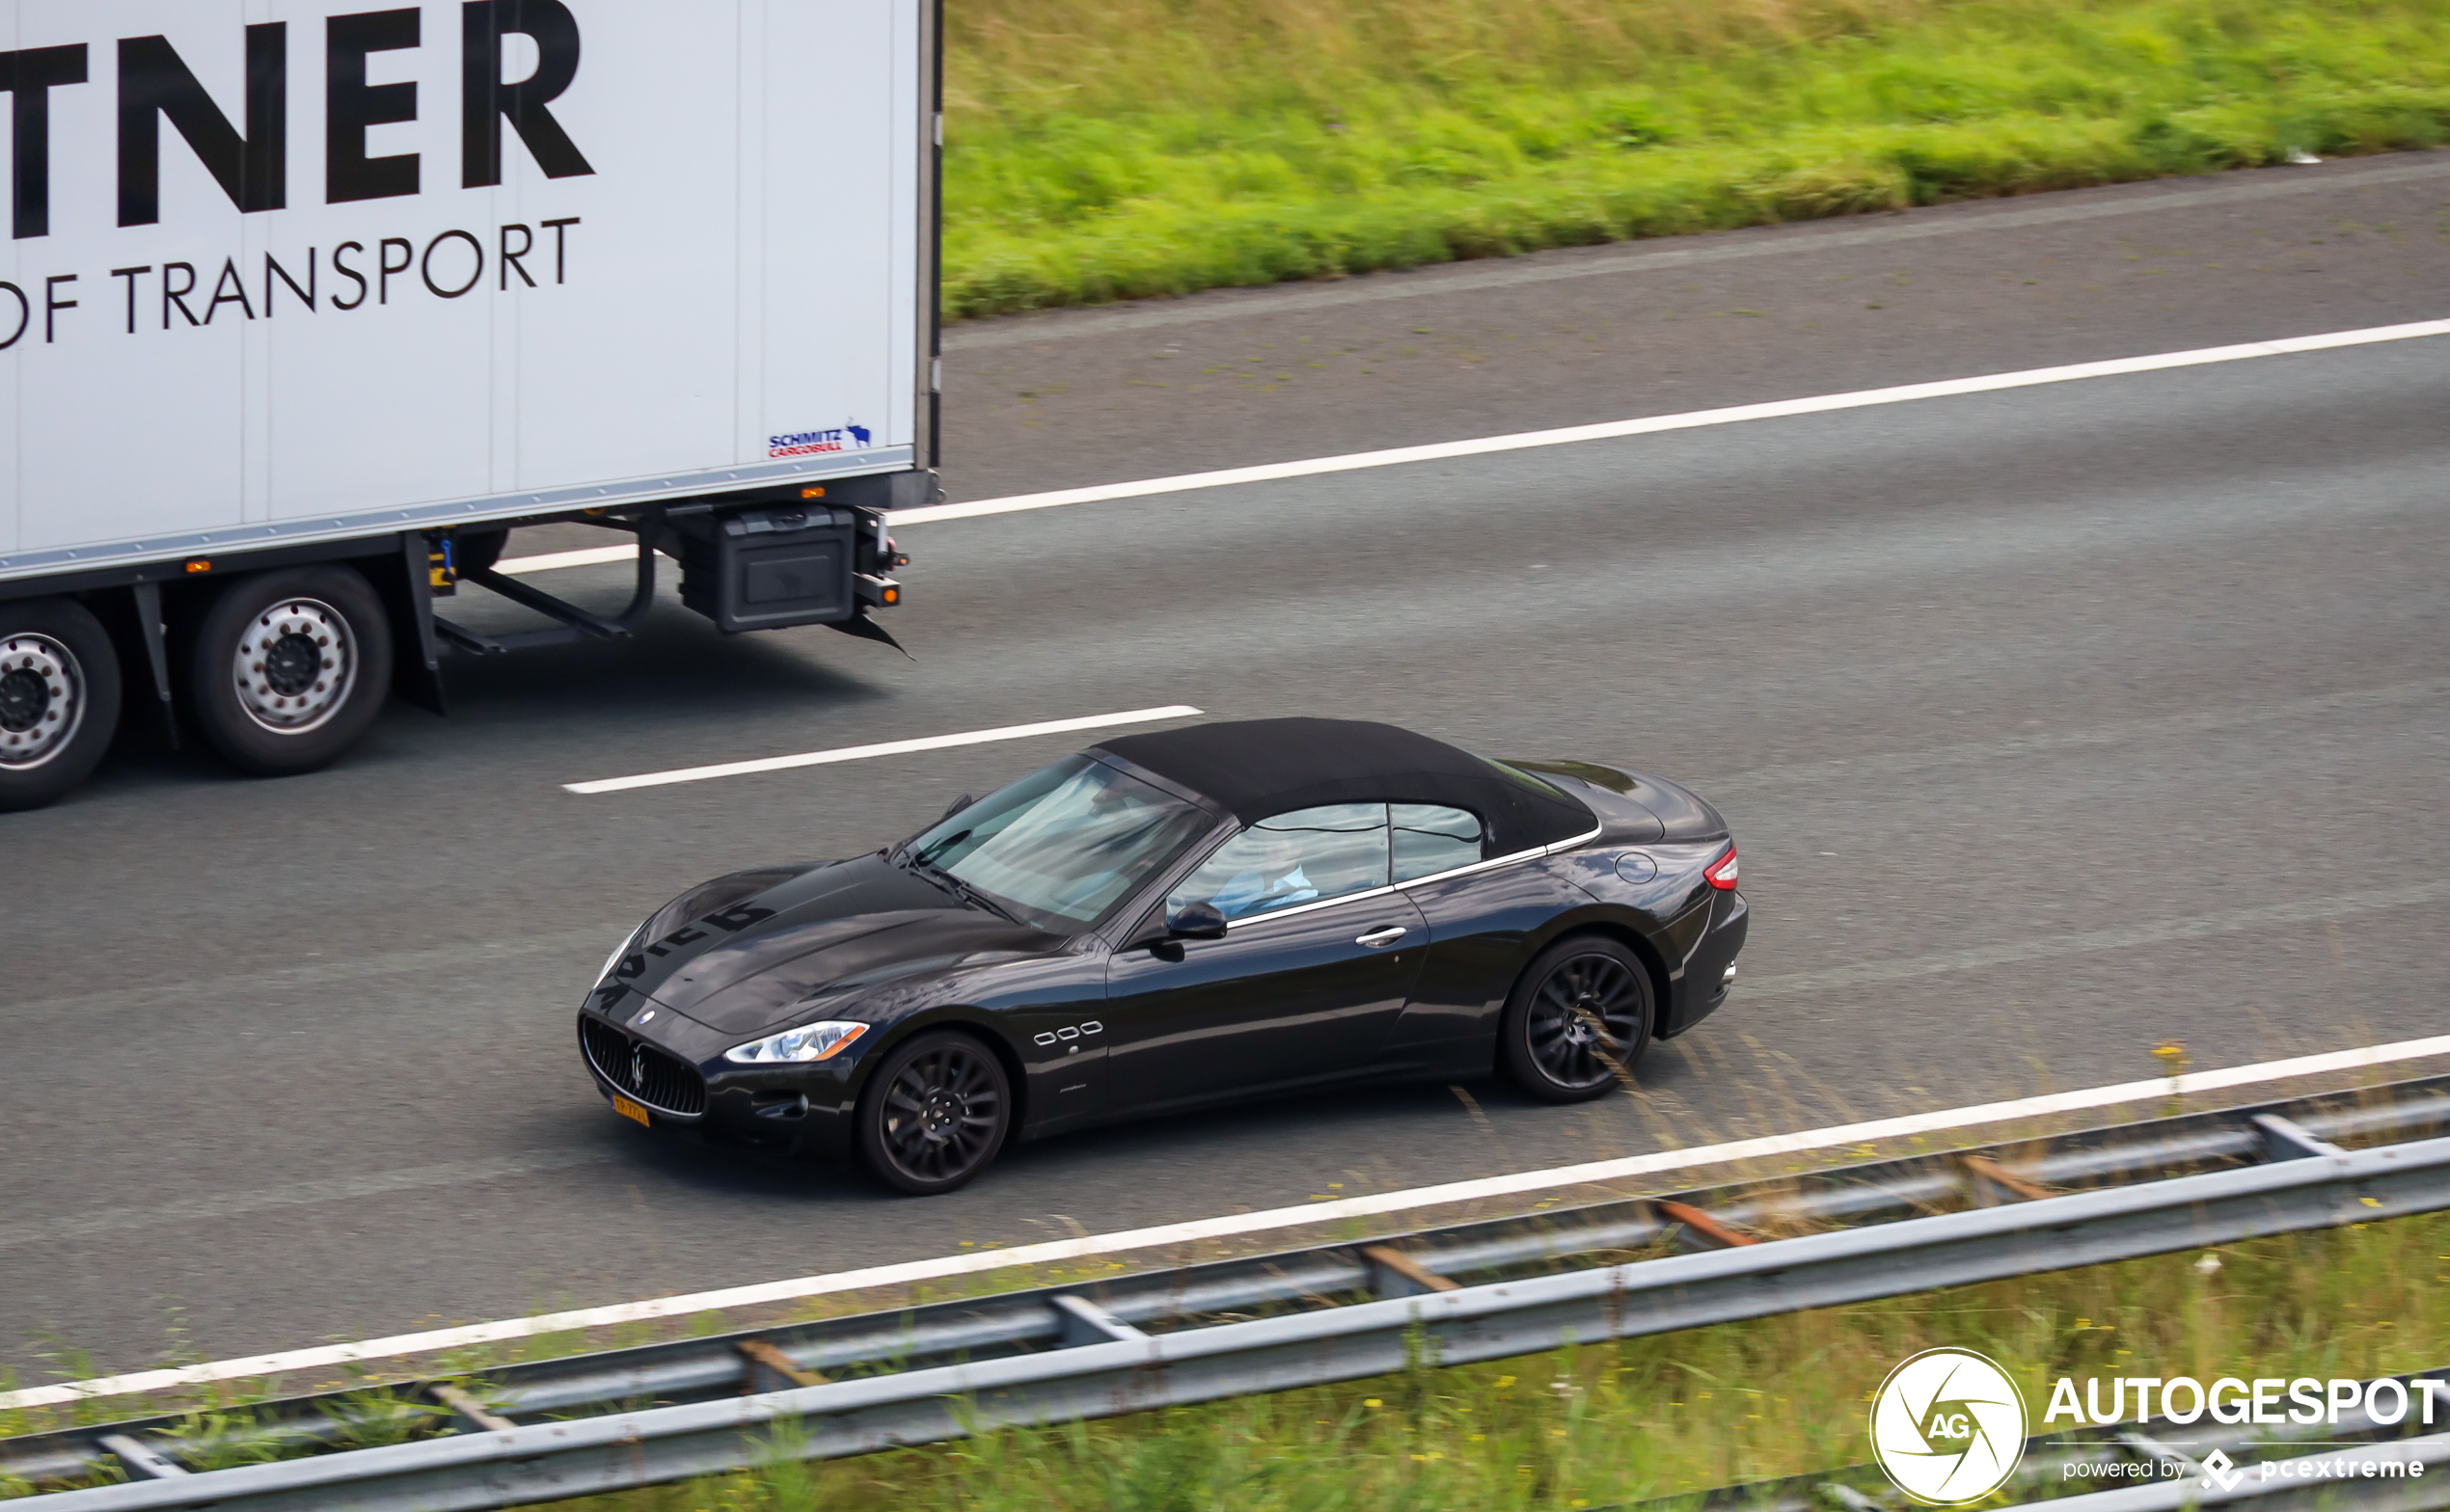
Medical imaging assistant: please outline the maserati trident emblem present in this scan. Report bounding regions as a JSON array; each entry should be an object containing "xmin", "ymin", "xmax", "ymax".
[{"xmin": 629, "ymin": 1045, "xmax": 647, "ymax": 1091}]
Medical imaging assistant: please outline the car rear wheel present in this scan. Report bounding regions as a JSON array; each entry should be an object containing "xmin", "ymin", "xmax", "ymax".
[
  {"xmin": 855, "ymin": 1030, "xmax": 1011, "ymax": 1195},
  {"xmin": 186, "ymin": 565, "xmax": 394, "ymax": 775},
  {"xmin": 1499, "ymin": 935, "xmax": 1652, "ymax": 1102},
  {"xmin": 0, "ymin": 596, "xmax": 122, "ymax": 812}
]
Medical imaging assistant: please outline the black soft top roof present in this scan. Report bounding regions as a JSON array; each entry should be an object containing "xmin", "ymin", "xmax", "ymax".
[{"xmin": 1092, "ymin": 717, "xmax": 1593, "ymax": 853}]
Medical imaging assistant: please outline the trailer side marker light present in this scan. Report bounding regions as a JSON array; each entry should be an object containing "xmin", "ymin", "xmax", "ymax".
[
  {"xmin": 184, "ymin": 558, "xmax": 211, "ymax": 574},
  {"xmin": 801, "ymin": 486, "xmax": 827, "ymax": 500}
]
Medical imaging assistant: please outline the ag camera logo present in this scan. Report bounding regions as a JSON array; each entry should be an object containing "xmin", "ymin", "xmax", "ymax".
[{"xmin": 1871, "ymin": 1348, "xmax": 2028, "ymax": 1504}]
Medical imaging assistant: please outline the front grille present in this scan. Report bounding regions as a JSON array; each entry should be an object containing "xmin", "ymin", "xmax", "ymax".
[{"xmin": 579, "ymin": 1017, "xmax": 707, "ymax": 1117}]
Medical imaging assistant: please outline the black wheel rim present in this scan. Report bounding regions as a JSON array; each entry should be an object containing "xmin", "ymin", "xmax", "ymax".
[
  {"xmin": 879, "ymin": 1044, "xmax": 1003, "ymax": 1183},
  {"xmin": 1526, "ymin": 952, "xmax": 1645, "ymax": 1091}
]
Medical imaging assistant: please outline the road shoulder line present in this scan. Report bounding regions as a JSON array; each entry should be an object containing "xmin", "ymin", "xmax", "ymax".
[
  {"xmin": 889, "ymin": 317, "xmax": 2450, "ymax": 526},
  {"xmin": 494, "ymin": 313, "xmax": 2450, "ymax": 574},
  {"xmin": 11, "ymin": 1032, "xmax": 2450, "ymax": 1412}
]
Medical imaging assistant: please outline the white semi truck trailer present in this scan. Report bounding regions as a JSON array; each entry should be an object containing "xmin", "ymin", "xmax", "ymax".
[{"xmin": 0, "ymin": 0, "xmax": 939, "ymax": 808}]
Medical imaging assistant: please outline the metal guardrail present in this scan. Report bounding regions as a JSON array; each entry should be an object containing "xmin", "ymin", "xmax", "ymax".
[{"xmin": 10, "ymin": 1076, "xmax": 2450, "ymax": 1510}]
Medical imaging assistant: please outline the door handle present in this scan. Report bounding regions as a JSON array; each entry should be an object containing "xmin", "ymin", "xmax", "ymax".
[{"xmin": 1355, "ymin": 926, "xmax": 1407, "ymax": 948}]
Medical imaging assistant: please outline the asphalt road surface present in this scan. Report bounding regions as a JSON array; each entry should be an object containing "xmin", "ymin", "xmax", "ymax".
[{"xmin": 7, "ymin": 152, "xmax": 2449, "ymax": 1381}]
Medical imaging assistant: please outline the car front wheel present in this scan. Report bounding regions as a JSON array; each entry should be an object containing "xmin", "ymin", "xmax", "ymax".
[
  {"xmin": 1499, "ymin": 935, "xmax": 1653, "ymax": 1102},
  {"xmin": 855, "ymin": 1030, "xmax": 1012, "ymax": 1195}
]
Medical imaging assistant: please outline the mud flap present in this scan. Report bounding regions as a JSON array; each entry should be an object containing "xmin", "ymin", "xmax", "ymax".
[
  {"xmin": 830, "ymin": 608, "xmax": 913, "ymax": 659},
  {"xmin": 127, "ymin": 580, "xmax": 179, "ymax": 749},
  {"xmin": 389, "ymin": 532, "xmax": 449, "ymax": 715}
]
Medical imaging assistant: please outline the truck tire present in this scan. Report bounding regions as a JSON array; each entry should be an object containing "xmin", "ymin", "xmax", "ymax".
[
  {"xmin": 186, "ymin": 565, "xmax": 395, "ymax": 776},
  {"xmin": 0, "ymin": 597, "xmax": 122, "ymax": 811}
]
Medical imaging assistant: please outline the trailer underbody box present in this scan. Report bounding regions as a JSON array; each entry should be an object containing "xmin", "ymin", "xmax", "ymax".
[{"xmin": 677, "ymin": 507, "xmax": 858, "ymax": 633}]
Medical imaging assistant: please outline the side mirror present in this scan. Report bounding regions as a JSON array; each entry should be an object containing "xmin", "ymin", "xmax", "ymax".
[
  {"xmin": 938, "ymin": 794, "xmax": 975, "ymax": 822},
  {"xmin": 1165, "ymin": 901, "xmax": 1229, "ymax": 941}
]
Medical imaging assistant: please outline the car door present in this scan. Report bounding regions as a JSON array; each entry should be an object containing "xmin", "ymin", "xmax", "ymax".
[
  {"xmin": 1102, "ymin": 802, "xmax": 1428, "ymax": 1115},
  {"xmin": 1385, "ymin": 800, "xmax": 1608, "ymax": 1060}
]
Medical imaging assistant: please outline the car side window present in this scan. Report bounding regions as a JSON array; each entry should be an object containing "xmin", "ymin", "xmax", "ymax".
[
  {"xmin": 1168, "ymin": 803, "xmax": 1391, "ymax": 922},
  {"xmin": 1391, "ymin": 803, "xmax": 1484, "ymax": 881}
]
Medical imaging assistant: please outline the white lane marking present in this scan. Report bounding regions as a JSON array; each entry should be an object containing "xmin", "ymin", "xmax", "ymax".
[
  {"xmin": 496, "ymin": 544, "xmax": 637, "ymax": 575},
  {"xmin": 891, "ymin": 317, "xmax": 2450, "ymax": 526},
  {"xmin": 489, "ymin": 315, "xmax": 2450, "ymax": 573},
  {"xmin": 563, "ymin": 706, "xmax": 1205, "ymax": 795},
  {"xmin": 13, "ymin": 1031, "xmax": 2448, "ymax": 1411}
]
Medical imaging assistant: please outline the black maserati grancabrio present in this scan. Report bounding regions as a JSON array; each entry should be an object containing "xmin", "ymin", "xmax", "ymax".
[{"xmin": 578, "ymin": 718, "xmax": 1746, "ymax": 1194}]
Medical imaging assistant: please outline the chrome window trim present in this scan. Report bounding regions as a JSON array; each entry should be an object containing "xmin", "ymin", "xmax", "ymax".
[
  {"xmin": 1213, "ymin": 824, "xmax": 1602, "ymax": 932},
  {"xmin": 1221, "ymin": 882, "xmax": 1400, "ymax": 931},
  {"xmin": 1199, "ymin": 813, "xmax": 1603, "ymax": 935},
  {"xmin": 1388, "ymin": 821, "xmax": 1595, "ymax": 891},
  {"xmin": 1542, "ymin": 823, "xmax": 1605, "ymax": 856},
  {"xmin": 1393, "ymin": 844, "xmax": 1546, "ymax": 891}
]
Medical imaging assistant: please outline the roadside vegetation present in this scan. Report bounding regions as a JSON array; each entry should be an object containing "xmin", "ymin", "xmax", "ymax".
[
  {"xmin": 512, "ymin": 1209, "xmax": 2450, "ymax": 1512},
  {"xmin": 941, "ymin": 0, "xmax": 2450, "ymax": 318}
]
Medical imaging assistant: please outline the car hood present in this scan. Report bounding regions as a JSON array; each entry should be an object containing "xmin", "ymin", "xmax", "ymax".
[{"xmin": 621, "ymin": 853, "xmax": 1059, "ymax": 1037}]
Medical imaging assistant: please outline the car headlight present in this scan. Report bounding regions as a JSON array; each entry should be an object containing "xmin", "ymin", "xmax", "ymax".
[
  {"xmin": 724, "ymin": 1020, "xmax": 869, "ymax": 1065},
  {"xmin": 595, "ymin": 927, "xmax": 643, "ymax": 986}
]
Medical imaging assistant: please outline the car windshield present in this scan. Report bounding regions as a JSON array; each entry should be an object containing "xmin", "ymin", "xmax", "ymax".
[{"xmin": 901, "ymin": 756, "xmax": 1211, "ymax": 931}]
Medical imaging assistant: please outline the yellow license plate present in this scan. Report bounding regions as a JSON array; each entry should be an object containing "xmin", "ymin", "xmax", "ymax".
[{"xmin": 610, "ymin": 1094, "xmax": 651, "ymax": 1127}]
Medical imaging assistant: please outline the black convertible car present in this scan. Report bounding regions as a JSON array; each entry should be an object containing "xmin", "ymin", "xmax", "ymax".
[{"xmin": 579, "ymin": 718, "xmax": 1745, "ymax": 1193}]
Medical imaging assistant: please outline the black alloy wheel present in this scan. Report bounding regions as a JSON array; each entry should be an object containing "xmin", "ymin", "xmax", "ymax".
[
  {"xmin": 1500, "ymin": 936, "xmax": 1653, "ymax": 1102},
  {"xmin": 856, "ymin": 1031, "xmax": 1012, "ymax": 1195}
]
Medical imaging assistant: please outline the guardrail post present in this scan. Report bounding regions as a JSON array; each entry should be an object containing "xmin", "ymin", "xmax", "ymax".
[
  {"xmin": 94, "ymin": 1437, "xmax": 184, "ymax": 1481},
  {"xmin": 2253, "ymin": 1114, "xmax": 2345, "ymax": 1161},
  {"xmin": 1362, "ymin": 1246, "xmax": 1460, "ymax": 1298},
  {"xmin": 1050, "ymin": 1295, "xmax": 1146, "ymax": 1347}
]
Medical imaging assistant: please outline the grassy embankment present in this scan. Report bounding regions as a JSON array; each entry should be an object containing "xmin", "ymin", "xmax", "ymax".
[
  {"xmin": 524, "ymin": 1209, "xmax": 2450, "ymax": 1512},
  {"xmin": 941, "ymin": 0, "xmax": 2450, "ymax": 318}
]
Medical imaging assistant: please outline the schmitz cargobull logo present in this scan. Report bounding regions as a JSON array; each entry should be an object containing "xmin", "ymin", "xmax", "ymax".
[{"xmin": 1870, "ymin": 1348, "xmax": 2029, "ymax": 1504}]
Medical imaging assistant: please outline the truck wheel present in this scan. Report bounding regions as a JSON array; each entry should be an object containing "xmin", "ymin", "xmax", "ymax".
[
  {"xmin": 187, "ymin": 565, "xmax": 395, "ymax": 776},
  {"xmin": 0, "ymin": 597, "xmax": 122, "ymax": 812}
]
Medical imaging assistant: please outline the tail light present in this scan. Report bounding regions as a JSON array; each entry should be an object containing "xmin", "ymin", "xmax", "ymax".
[{"xmin": 1703, "ymin": 845, "xmax": 1739, "ymax": 890}]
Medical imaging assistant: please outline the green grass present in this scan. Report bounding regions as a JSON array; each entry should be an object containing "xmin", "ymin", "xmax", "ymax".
[
  {"xmin": 940, "ymin": 0, "xmax": 2450, "ymax": 318},
  {"xmin": 532, "ymin": 1208, "xmax": 2450, "ymax": 1512}
]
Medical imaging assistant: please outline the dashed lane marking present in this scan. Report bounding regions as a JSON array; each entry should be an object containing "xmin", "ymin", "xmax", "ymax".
[{"xmin": 563, "ymin": 706, "xmax": 1205, "ymax": 795}]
